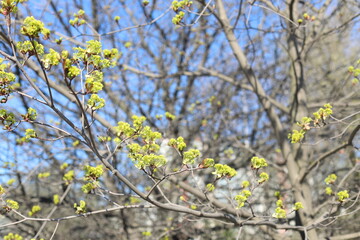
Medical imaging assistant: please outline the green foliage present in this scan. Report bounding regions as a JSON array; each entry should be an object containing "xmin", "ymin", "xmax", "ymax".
[
  {"xmin": 212, "ymin": 164, "xmax": 237, "ymax": 179},
  {"xmin": 20, "ymin": 16, "xmax": 50, "ymax": 39},
  {"xmin": 3, "ymin": 233, "xmax": 23, "ymax": 240},
  {"xmin": 182, "ymin": 149, "xmax": 200, "ymax": 164},
  {"xmin": 87, "ymin": 94, "xmax": 105, "ymax": 110},
  {"xmin": 53, "ymin": 194, "xmax": 60, "ymax": 205},
  {"xmin": 28, "ymin": 205, "xmax": 41, "ymax": 216},
  {"xmin": 337, "ymin": 190, "xmax": 349, "ymax": 202},
  {"xmin": 250, "ymin": 156, "xmax": 268, "ymax": 169},
  {"xmin": 324, "ymin": 173, "xmax": 337, "ymax": 185},
  {"xmin": 74, "ymin": 200, "xmax": 86, "ymax": 214}
]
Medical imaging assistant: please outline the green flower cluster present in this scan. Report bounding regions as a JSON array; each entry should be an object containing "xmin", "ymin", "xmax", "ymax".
[
  {"xmin": 16, "ymin": 40, "xmax": 44, "ymax": 56},
  {"xmin": 234, "ymin": 190, "xmax": 251, "ymax": 209},
  {"xmin": 38, "ymin": 172, "xmax": 50, "ymax": 178},
  {"xmin": 128, "ymin": 143, "xmax": 166, "ymax": 169},
  {"xmin": 258, "ymin": 172, "xmax": 269, "ymax": 183},
  {"xmin": 25, "ymin": 128, "xmax": 36, "ymax": 138},
  {"xmin": 87, "ymin": 94, "xmax": 105, "ymax": 110},
  {"xmin": 1, "ymin": 0, "xmax": 27, "ymax": 16},
  {"xmin": 337, "ymin": 190, "xmax": 349, "ymax": 202},
  {"xmin": 348, "ymin": 59, "xmax": 360, "ymax": 85},
  {"xmin": 20, "ymin": 16, "xmax": 50, "ymax": 39},
  {"xmin": 74, "ymin": 200, "xmax": 86, "ymax": 214},
  {"xmin": 42, "ymin": 48, "xmax": 60, "ymax": 69},
  {"xmin": 313, "ymin": 103, "xmax": 333, "ymax": 125},
  {"xmin": 212, "ymin": 163, "xmax": 237, "ymax": 179},
  {"xmin": 73, "ymin": 40, "xmax": 119, "ymax": 70},
  {"xmin": 324, "ymin": 173, "xmax": 337, "ymax": 185},
  {"xmin": 0, "ymin": 185, "xmax": 5, "ymax": 194},
  {"xmin": 69, "ymin": 9, "xmax": 86, "ymax": 27},
  {"xmin": 272, "ymin": 198, "xmax": 303, "ymax": 219},
  {"xmin": 172, "ymin": 11, "xmax": 185, "ymax": 25},
  {"xmin": 17, "ymin": 128, "xmax": 37, "ymax": 144},
  {"xmin": 0, "ymin": 109, "xmax": 15, "ymax": 130},
  {"xmin": 172, "ymin": 0, "xmax": 192, "ymax": 12},
  {"xmin": 171, "ymin": 0, "xmax": 192, "ymax": 25},
  {"xmin": 53, "ymin": 194, "xmax": 60, "ymax": 205},
  {"xmin": 84, "ymin": 165, "xmax": 103, "ymax": 181},
  {"xmin": 272, "ymin": 206, "xmax": 287, "ymax": 219},
  {"xmin": 206, "ymin": 183, "xmax": 215, "ymax": 192},
  {"xmin": 0, "ymin": 58, "xmax": 17, "ymax": 101},
  {"xmin": 182, "ymin": 149, "xmax": 200, "ymax": 165},
  {"xmin": 28, "ymin": 205, "xmax": 41, "ymax": 216},
  {"xmin": 288, "ymin": 103, "xmax": 333, "ymax": 143},
  {"xmin": 6, "ymin": 199, "xmax": 19, "ymax": 210},
  {"xmin": 165, "ymin": 112, "xmax": 176, "ymax": 120},
  {"xmin": 200, "ymin": 158, "xmax": 215, "ymax": 168},
  {"xmin": 63, "ymin": 170, "xmax": 74, "ymax": 185},
  {"xmin": 250, "ymin": 156, "xmax": 268, "ymax": 169},
  {"xmin": 60, "ymin": 162, "xmax": 69, "ymax": 170},
  {"xmin": 297, "ymin": 12, "xmax": 316, "ymax": 24},
  {"xmin": 168, "ymin": 136, "xmax": 186, "ymax": 151},
  {"xmin": 4, "ymin": 233, "xmax": 23, "ymax": 240},
  {"xmin": 21, "ymin": 107, "xmax": 37, "ymax": 121},
  {"xmin": 324, "ymin": 173, "xmax": 339, "ymax": 196},
  {"xmin": 293, "ymin": 202, "xmax": 304, "ymax": 211},
  {"xmin": 81, "ymin": 165, "xmax": 102, "ymax": 193}
]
